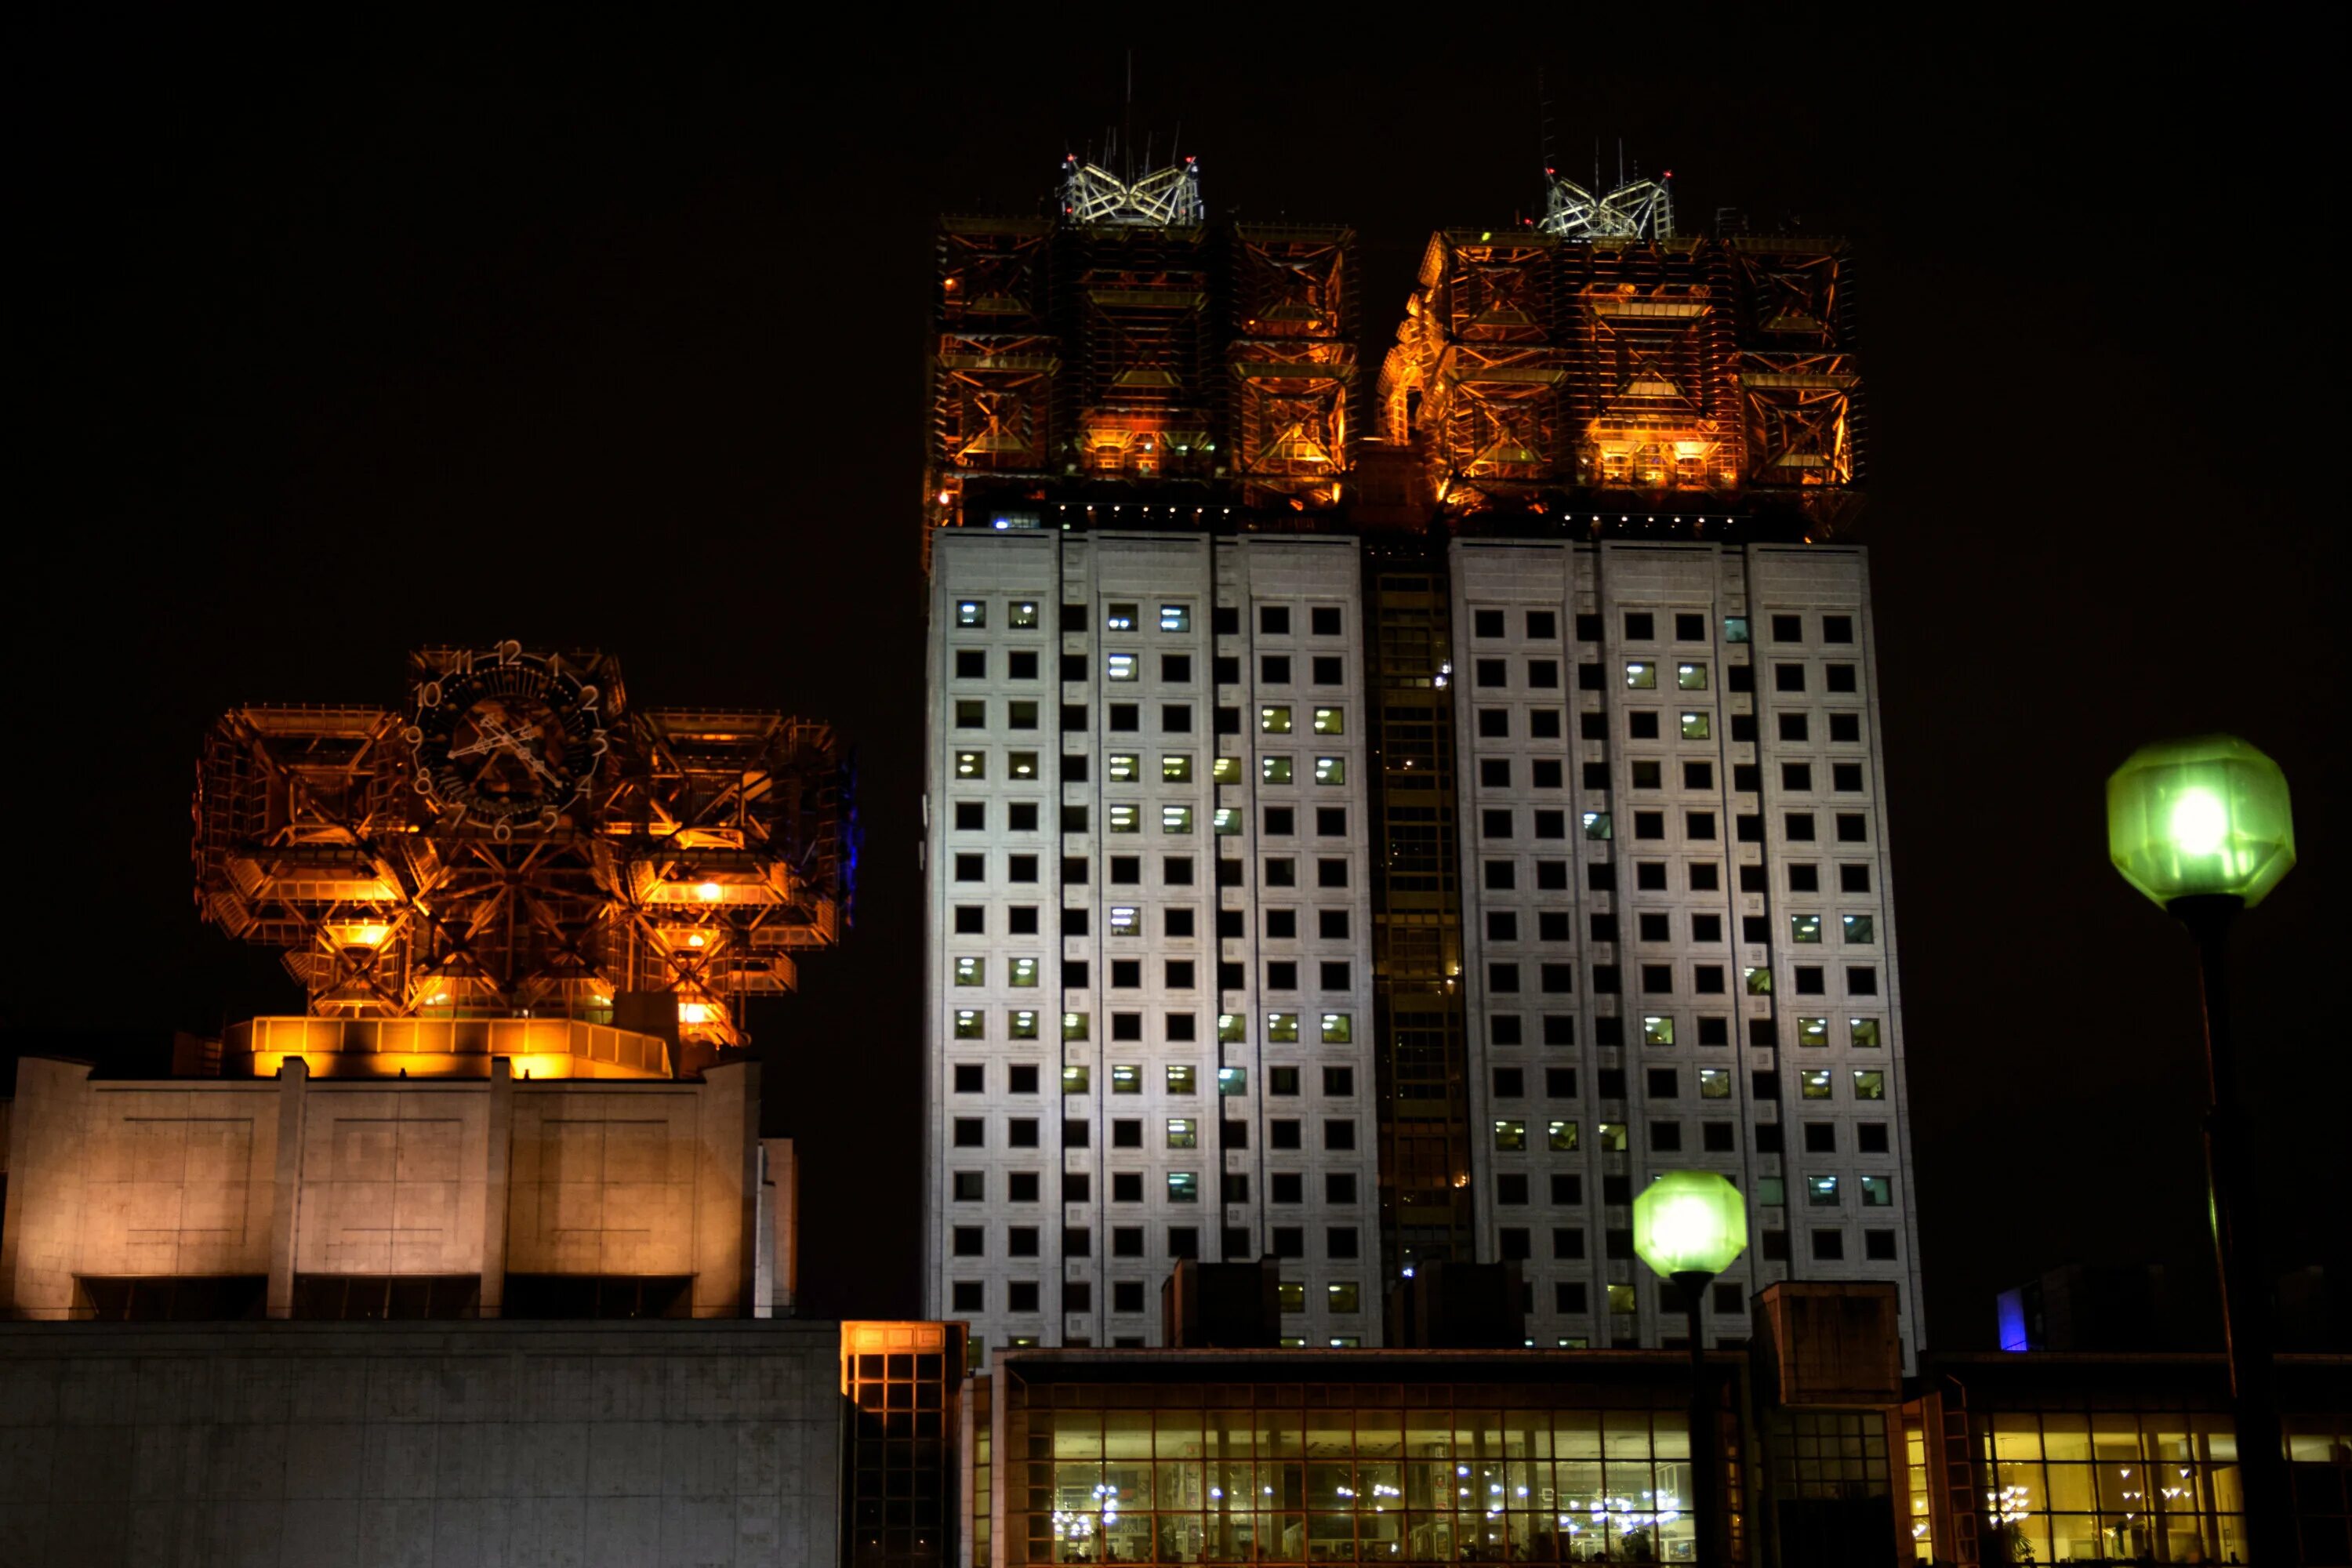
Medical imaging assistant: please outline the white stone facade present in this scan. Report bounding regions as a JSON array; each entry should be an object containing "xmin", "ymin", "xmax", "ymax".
[
  {"xmin": 1450, "ymin": 538, "xmax": 1922, "ymax": 1364},
  {"xmin": 924, "ymin": 529, "xmax": 1381, "ymax": 1357}
]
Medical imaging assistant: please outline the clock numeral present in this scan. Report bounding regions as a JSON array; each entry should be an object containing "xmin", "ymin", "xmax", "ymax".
[
  {"xmin": 577, "ymin": 684, "xmax": 599, "ymax": 711},
  {"xmin": 589, "ymin": 731, "xmax": 611, "ymax": 757},
  {"xmin": 416, "ymin": 683, "xmax": 442, "ymax": 710},
  {"xmin": 496, "ymin": 640, "xmax": 522, "ymax": 665},
  {"xmin": 401, "ymin": 726, "xmax": 424, "ymax": 747},
  {"xmin": 492, "ymin": 819, "xmax": 514, "ymax": 842}
]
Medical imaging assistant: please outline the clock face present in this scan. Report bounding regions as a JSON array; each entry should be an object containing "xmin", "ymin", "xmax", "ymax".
[{"xmin": 405, "ymin": 644, "xmax": 607, "ymax": 836}]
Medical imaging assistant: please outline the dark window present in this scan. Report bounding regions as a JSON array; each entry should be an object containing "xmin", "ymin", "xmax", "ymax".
[
  {"xmin": 1112, "ymin": 1173, "xmax": 1143, "ymax": 1202},
  {"xmin": 953, "ymin": 1117, "xmax": 984, "ymax": 1146},
  {"xmin": 1783, "ymin": 762, "xmax": 1814, "ymax": 792},
  {"xmin": 1271, "ymin": 1173, "xmax": 1303, "ymax": 1203},
  {"xmin": 1833, "ymin": 762, "xmax": 1864, "ymax": 792},
  {"xmin": 1484, "ymin": 808, "xmax": 1513, "ymax": 840},
  {"xmin": 1527, "ymin": 610, "xmax": 1558, "ymax": 639},
  {"xmin": 1323, "ymin": 1120, "xmax": 1356, "ymax": 1151},
  {"xmin": 1631, "ymin": 760, "xmax": 1662, "ymax": 789},
  {"xmin": 1168, "ymin": 1229, "xmax": 1200, "ymax": 1260},
  {"xmin": 1785, "ymin": 812, "xmax": 1816, "ymax": 842},
  {"xmin": 1493, "ymin": 1068, "xmax": 1526, "ymax": 1098},
  {"xmin": 1214, "ymin": 607, "xmax": 1240, "ymax": 636},
  {"xmin": 953, "ymin": 853, "xmax": 985, "ymax": 881},
  {"xmin": 1778, "ymin": 713, "xmax": 1809, "ymax": 742},
  {"xmin": 1813, "ymin": 1230, "xmax": 1846, "ymax": 1261},
  {"xmin": 1580, "ymin": 710, "xmax": 1608, "ymax": 739},
  {"xmin": 1326, "ymin": 1228, "xmax": 1360, "ymax": 1260},
  {"xmin": 1527, "ymin": 660, "xmax": 1559, "ymax": 689},
  {"xmin": 1650, "ymin": 1122, "xmax": 1682, "ymax": 1152},
  {"xmin": 1475, "ymin": 659, "xmax": 1508, "ymax": 688},
  {"xmin": 1624, "ymin": 612, "xmax": 1654, "ymax": 641},
  {"xmin": 1675, "ymin": 612, "xmax": 1706, "ymax": 641},
  {"xmin": 1261, "ymin": 655, "xmax": 1292, "ymax": 684},
  {"xmin": 1848, "ymin": 967, "xmax": 1878, "ymax": 996},
  {"xmin": 1497, "ymin": 1174, "xmax": 1530, "ymax": 1206},
  {"xmin": 1865, "ymin": 1230, "xmax": 1897, "ymax": 1261},
  {"xmin": 1837, "ymin": 813, "xmax": 1869, "ymax": 843},
  {"xmin": 1265, "ymin": 806, "xmax": 1295, "ymax": 837},
  {"xmin": 1007, "ymin": 1228, "xmax": 1039, "ymax": 1257},
  {"xmin": 1112, "ymin": 1120, "xmax": 1142, "ymax": 1147},
  {"xmin": 1063, "ymin": 1120, "xmax": 1090, "ymax": 1148},
  {"xmin": 1634, "ymin": 811, "xmax": 1664, "ymax": 840},
  {"xmin": 1683, "ymin": 760, "xmax": 1713, "ymax": 789},
  {"xmin": 1113, "ymin": 1228, "xmax": 1144, "ymax": 1257},
  {"xmin": 1271, "ymin": 1120, "xmax": 1301, "ymax": 1149},
  {"xmin": 956, "ymin": 649, "xmax": 986, "ymax": 679},
  {"xmin": 1535, "ymin": 861, "xmax": 1568, "ymax": 891},
  {"xmin": 1775, "ymin": 664, "xmax": 1806, "ymax": 693},
  {"xmin": 1214, "ymin": 655, "xmax": 1240, "ymax": 684},
  {"xmin": 1216, "ymin": 706, "xmax": 1240, "ymax": 734},
  {"xmin": 1007, "ymin": 1172, "xmax": 1040, "ymax": 1202},
  {"xmin": 1163, "ymin": 655, "xmax": 1192, "ymax": 683},
  {"xmin": 1827, "ymin": 663, "xmax": 1857, "ymax": 693},
  {"xmin": 1312, "ymin": 655, "xmax": 1343, "ymax": 684},
  {"xmin": 1704, "ymin": 1123, "xmax": 1737, "ymax": 1153},
  {"xmin": 1546, "ymin": 1068, "xmax": 1577, "ymax": 1098},
  {"xmin": 1316, "ymin": 859, "xmax": 1348, "ymax": 888},
  {"xmin": 1574, "ymin": 614, "xmax": 1602, "ymax": 641},
  {"xmin": 1111, "ymin": 960, "xmax": 1141, "ymax": 988},
  {"xmin": 1551, "ymin": 1174, "xmax": 1583, "ymax": 1204},
  {"xmin": 1473, "ymin": 609, "xmax": 1504, "ymax": 638},
  {"xmin": 1770, "ymin": 615, "xmax": 1802, "ymax": 643},
  {"xmin": 1729, "ymin": 663, "xmax": 1755, "ymax": 694},
  {"xmin": 953, "ymin": 1228, "xmax": 984, "ymax": 1256},
  {"xmin": 1823, "ymin": 615, "xmax": 1853, "ymax": 643},
  {"xmin": 1543, "ymin": 1015, "xmax": 1575, "ymax": 1047},
  {"xmin": 1006, "ymin": 1119, "xmax": 1039, "ymax": 1148},
  {"xmin": 1858, "ymin": 1123, "xmax": 1891, "ymax": 1153},
  {"xmin": 954, "ymin": 801, "xmax": 985, "ymax": 831},
  {"xmin": 953, "ymin": 906, "xmax": 985, "ymax": 935},
  {"xmin": 1628, "ymin": 711, "xmax": 1660, "ymax": 740},
  {"xmin": 1267, "ymin": 960, "xmax": 1299, "ymax": 990},
  {"xmin": 1686, "ymin": 811, "xmax": 1716, "ymax": 840},
  {"xmin": 1805, "ymin": 1123, "xmax": 1838, "ymax": 1153},
  {"xmin": 1498, "ymin": 1229, "xmax": 1531, "ymax": 1261},
  {"xmin": 1319, "ymin": 960, "xmax": 1352, "ymax": 990},
  {"xmin": 1261, "ymin": 605, "xmax": 1290, "ymax": 635},
  {"xmin": 1830, "ymin": 713, "xmax": 1861, "ymax": 743},
  {"xmin": 1640, "ymin": 964, "xmax": 1674, "ymax": 993},
  {"xmin": 1795, "ymin": 967, "xmax": 1825, "ymax": 994}
]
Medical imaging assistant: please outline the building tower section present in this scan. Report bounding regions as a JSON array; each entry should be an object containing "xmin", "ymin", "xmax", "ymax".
[
  {"xmin": 1378, "ymin": 226, "xmax": 1863, "ymax": 534},
  {"xmin": 1447, "ymin": 540, "xmax": 1922, "ymax": 1366},
  {"xmin": 928, "ymin": 159, "xmax": 1358, "ymax": 541},
  {"xmin": 925, "ymin": 530, "xmax": 1381, "ymax": 1361}
]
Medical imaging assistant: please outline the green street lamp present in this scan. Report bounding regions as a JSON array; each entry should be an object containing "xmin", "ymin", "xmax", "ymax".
[
  {"xmin": 1635, "ymin": 1171, "xmax": 1748, "ymax": 1566},
  {"xmin": 2107, "ymin": 734, "xmax": 2296, "ymax": 1563}
]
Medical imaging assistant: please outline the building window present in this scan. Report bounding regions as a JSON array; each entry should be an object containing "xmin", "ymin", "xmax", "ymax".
[
  {"xmin": 1809, "ymin": 1175, "xmax": 1841, "ymax": 1207},
  {"xmin": 1261, "ymin": 706, "xmax": 1292, "ymax": 734},
  {"xmin": 1010, "ymin": 1011, "xmax": 1039, "ymax": 1038},
  {"xmin": 1812, "ymin": 1230, "xmax": 1845, "ymax": 1261},
  {"xmin": 1162, "ymin": 805, "xmax": 1193, "ymax": 834},
  {"xmin": 1624, "ymin": 662, "xmax": 1657, "ymax": 689},
  {"xmin": 1160, "ymin": 753, "xmax": 1194, "ymax": 784},
  {"xmin": 953, "ymin": 1010, "xmax": 983, "ymax": 1040},
  {"xmin": 1160, "ymin": 604, "xmax": 1191, "ymax": 633},
  {"xmin": 1167, "ymin": 1064, "xmax": 1197, "ymax": 1095},
  {"xmin": 1265, "ymin": 1011, "xmax": 1300, "ymax": 1043},
  {"xmin": 1853, "ymin": 1070, "xmax": 1887, "ymax": 1101},
  {"xmin": 1796, "ymin": 1017, "xmax": 1829, "ymax": 1049},
  {"xmin": 1105, "ymin": 603, "xmax": 1138, "ymax": 631},
  {"xmin": 1676, "ymin": 662, "xmax": 1708, "ymax": 691},
  {"xmin": 1167, "ymin": 1119, "xmax": 1197, "ymax": 1149},
  {"xmin": 1624, "ymin": 612, "xmax": 1655, "ymax": 641},
  {"xmin": 1008, "ymin": 957, "xmax": 1039, "ymax": 987},
  {"xmin": 1596, "ymin": 1123, "xmax": 1628, "ymax": 1152},
  {"xmin": 1548, "ymin": 1120, "xmax": 1579, "ymax": 1152},
  {"xmin": 1699, "ymin": 1069, "xmax": 1730, "ymax": 1100},
  {"xmin": 1062, "ymin": 1012, "xmax": 1089, "ymax": 1041},
  {"xmin": 1166, "ymin": 1173, "xmax": 1199, "ymax": 1203},
  {"xmin": 1851, "ymin": 1018, "xmax": 1882, "ymax": 1049},
  {"xmin": 1494, "ymin": 1120, "xmax": 1527, "ymax": 1152},
  {"xmin": 1799, "ymin": 1070, "xmax": 1833, "ymax": 1100}
]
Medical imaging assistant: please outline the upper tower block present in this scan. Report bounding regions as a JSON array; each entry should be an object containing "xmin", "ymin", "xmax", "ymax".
[
  {"xmin": 1377, "ymin": 168, "xmax": 1864, "ymax": 536},
  {"xmin": 927, "ymin": 155, "xmax": 1357, "ymax": 536}
]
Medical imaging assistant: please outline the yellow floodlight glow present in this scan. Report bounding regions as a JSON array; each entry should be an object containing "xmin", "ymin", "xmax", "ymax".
[{"xmin": 695, "ymin": 881, "xmax": 724, "ymax": 902}]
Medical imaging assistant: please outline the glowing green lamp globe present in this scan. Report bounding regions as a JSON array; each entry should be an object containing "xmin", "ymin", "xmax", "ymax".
[
  {"xmin": 2107, "ymin": 735, "xmax": 2296, "ymax": 909},
  {"xmin": 1633, "ymin": 1170, "xmax": 1749, "ymax": 1280}
]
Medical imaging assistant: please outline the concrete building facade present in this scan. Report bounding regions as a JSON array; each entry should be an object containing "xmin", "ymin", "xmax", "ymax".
[
  {"xmin": 924, "ymin": 528, "xmax": 1382, "ymax": 1359},
  {"xmin": 1450, "ymin": 539, "xmax": 1922, "ymax": 1364}
]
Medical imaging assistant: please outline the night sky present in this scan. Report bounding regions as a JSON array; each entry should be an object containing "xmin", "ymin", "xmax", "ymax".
[{"xmin": 9, "ymin": 19, "xmax": 2343, "ymax": 1344}]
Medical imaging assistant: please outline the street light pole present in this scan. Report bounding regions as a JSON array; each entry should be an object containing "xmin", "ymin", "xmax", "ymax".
[
  {"xmin": 2106, "ymin": 735, "xmax": 2299, "ymax": 1565},
  {"xmin": 2176, "ymin": 893, "xmax": 2293, "ymax": 1563},
  {"xmin": 1673, "ymin": 1269, "xmax": 1720, "ymax": 1566},
  {"xmin": 1632, "ymin": 1171, "xmax": 1747, "ymax": 1566}
]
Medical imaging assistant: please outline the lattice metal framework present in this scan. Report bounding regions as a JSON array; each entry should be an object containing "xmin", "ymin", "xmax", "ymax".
[
  {"xmin": 927, "ymin": 163, "xmax": 1357, "ymax": 531},
  {"xmin": 193, "ymin": 645, "xmax": 845, "ymax": 1051},
  {"xmin": 1058, "ymin": 154, "xmax": 1204, "ymax": 226},
  {"xmin": 1539, "ymin": 171, "xmax": 1676, "ymax": 241},
  {"xmin": 1378, "ymin": 228, "xmax": 1862, "ymax": 529}
]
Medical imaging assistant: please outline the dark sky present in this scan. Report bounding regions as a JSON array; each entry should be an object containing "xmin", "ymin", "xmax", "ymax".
[{"xmin": 9, "ymin": 18, "xmax": 2343, "ymax": 1342}]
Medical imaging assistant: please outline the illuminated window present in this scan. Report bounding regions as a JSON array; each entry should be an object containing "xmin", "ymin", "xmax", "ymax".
[
  {"xmin": 1853, "ymin": 1070, "xmax": 1886, "ymax": 1101},
  {"xmin": 1548, "ymin": 1120, "xmax": 1579, "ymax": 1152},
  {"xmin": 1791, "ymin": 914, "xmax": 1822, "ymax": 943},
  {"xmin": 1111, "ymin": 1065, "xmax": 1140, "ymax": 1094},
  {"xmin": 1060, "ymin": 1066, "xmax": 1090, "ymax": 1095},
  {"xmin": 1277, "ymin": 1282, "xmax": 1305, "ymax": 1314},
  {"xmin": 1107, "ymin": 804, "xmax": 1139, "ymax": 833},
  {"xmin": 1324, "ymin": 1282, "xmax": 1361, "ymax": 1315},
  {"xmin": 1062, "ymin": 1013, "xmax": 1089, "ymax": 1041},
  {"xmin": 953, "ymin": 1010, "xmax": 983, "ymax": 1039},
  {"xmin": 1642, "ymin": 1015, "xmax": 1675, "ymax": 1047},
  {"xmin": 1212, "ymin": 756, "xmax": 1241, "ymax": 784},
  {"xmin": 1009, "ymin": 958, "xmax": 1038, "ymax": 987},
  {"xmin": 1109, "ymin": 906, "xmax": 1139, "ymax": 935},
  {"xmin": 1313, "ymin": 757, "xmax": 1345, "ymax": 786},
  {"xmin": 1799, "ymin": 1069, "xmax": 1833, "ymax": 1100},
  {"xmin": 1166, "ymin": 1065, "xmax": 1196, "ymax": 1095},
  {"xmin": 1723, "ymin": 616, "xmax": 1749, "ymax": 643},
  {"xmin": 1596, "ymin": 1123, "xmax": 1628, "ymax": 1152},
  {"xmin": 1009, "ymin": 1011, "xmax": 1039, "ymax": 1039},
  {"xmin": 1105, "ymin": 603, "xmax": 1138, "ymax": 631},
  {"xmin": 1106, "ymin": 653, "xmax": 1138, "ymax": 682},
  {"xmin": 1319, "ymin": 1013, "xmax": 1352, "ymax": 1044},
  {"xmin": 1213, "ymin": 808, "xmax": 1240, "ymax": 835},
  {"xmin": 954, "ymin": 751, "xmax": 985, "ymax": 780},
  {"xmin": 1699, "ymin": 1069, "xmax": 1731, "ymax": 1099},
  {"xmin": 1312, "ymin": 707, "xmax": 1344, "ymax": 735},
  {"xmin": 1860, "ymin": 1175, "xmax": 1893, "ymax": 1207},
  {"xmin": 1161, "ymin": 754, "xmax": 1193, "ymax": 783},
  {"xmin": 1744, "ymin": 967, "xmax": 1773, "ymax": 996},
  {"xmin": 1162, "ymin": 805, "xmax": 1193, "ymax": 834},
  {"xmin": 1008, "ymin": 751, "xmax": 1038, "ymax": 779},
  {"xmin": 1680, "ymin": 711, "xmax": 1711, "ymax": 740},
  {"xmin": 1167, "ymin": 1172, "xmax": 1199, "ymax": 1203},
  {"xmin": 954, "ymin": 699, "xmax": 985, "ymax": 728},
  {"xmin": 1494, "ymin": 1120, "xmax": 1527, "ymax": 1151},
  {"xmin": 1677, "ymin": 662, "xmax": 1709, "ymax": 691},
  {"xmin": 1009, "ymin": 601, "xmax": 1039, "ymax": 628},
  {"xmin": 1167, "ymin": 1119, "xmax": 1198, "ymax": 1149},
  {"xmin": 1218, "ymin": 1066, "xmax": 1247, "ymax": 1095},
  {"xmin": 1796, "ymin": 1017, "xmax": 1828, "ymax": 1048},
  {"xmin": 1624, "ymin": 662, "xmax": 1657, "ymax": 689},
  {"xmin": 1261, "ymin": 706, "xmax": 1293, "ymax": 734},
  {"xmin": 1582, "ymin": 811, "xmax": 1612, "ymax": 840},
  {"xmin": 1218, "ymin": 1014, "xmax": 1245, "ymax": 1044},
  {"xmin": 1842, "ymin": 913, "xmax": 1875, "ymax": 943},
  {"xmin": 1809, "ymin": 1174, "xmax": 1841, "ymax": 1207},
  {"xmin": 1262, "ymin": 756, "xmax": 1294, "ymax": 784},
  {"xmin": 1850, "ymin": 1018, "xmax": 1882, "ymax": 1049},
  {"xmin": 953, "ymin": 957, "xmax": 984, "ymax": 985},
  {"xmin": 956, "ymin": 601, "xmax": 985, "ymax": 627},
  {"xmin": 1266, "ymin": 1011, "xmax": 1299, "ymax": 1042},
  {"xmin": 1160, "ymin": 604, "xmax": 1190, "ymax": 633},
  {"xmin": 1607, "ymin": 1283, "xmax": 1637, "ymax": 1315}
]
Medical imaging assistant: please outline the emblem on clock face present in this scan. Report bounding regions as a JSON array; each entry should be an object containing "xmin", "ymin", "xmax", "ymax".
[{"xmin": 404, "ymin": 642, "xmax": 607, "ymax": 836}]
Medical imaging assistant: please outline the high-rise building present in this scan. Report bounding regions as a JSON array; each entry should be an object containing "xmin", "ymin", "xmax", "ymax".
[{"xmin": 924, "ymin": 159, "xmax": 1918, "ymax": 1368}]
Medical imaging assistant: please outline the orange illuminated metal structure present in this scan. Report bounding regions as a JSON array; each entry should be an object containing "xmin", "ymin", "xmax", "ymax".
[
  {"xmin": 1378, "ymin": 225, "xmax": 1864, "ymax": 533},
  {"xmin": 194, "ymin": 644, "xmax": 845, "ymax": 1063},
  {"xmin": 927, "ymin": 159, "xmax": 1356, "ymax": 538}
]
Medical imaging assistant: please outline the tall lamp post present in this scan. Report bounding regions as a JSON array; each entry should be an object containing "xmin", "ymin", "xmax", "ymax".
[
  {"xmin": 2107, "ymin": 733, "xmax": 2298, "ymax": 1563},
  {"xmin": 1634, "ymin": 1169, "xmax": 1748, "ymax": 1565}
]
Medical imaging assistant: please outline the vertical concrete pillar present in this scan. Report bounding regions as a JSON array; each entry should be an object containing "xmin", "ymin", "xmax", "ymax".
[
  {"xmin": 481, "ymin": 1056, "xmax": 514, "ymax": 1319},
  {"xmin": 760, "ymin": 1137, "xmax": 798, "ymax": 1318},
  {"xmin": 735, "ymin": 1062, "xmax": 762, "ymax": 1317},
  {"xmin": 266, "ymin": 1057, "xmax": 309, "ymax": 1319}
]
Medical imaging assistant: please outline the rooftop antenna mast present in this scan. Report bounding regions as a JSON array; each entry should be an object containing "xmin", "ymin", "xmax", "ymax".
[{"xmin": 1123, "ymin": 48, "xmax": 1134, "ymax": 182}]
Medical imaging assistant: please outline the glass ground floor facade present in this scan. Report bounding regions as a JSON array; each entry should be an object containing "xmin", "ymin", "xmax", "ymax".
[{"xmin": 992, "ymin": 1351, "xmax": 1737, "ymax": 1564}]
